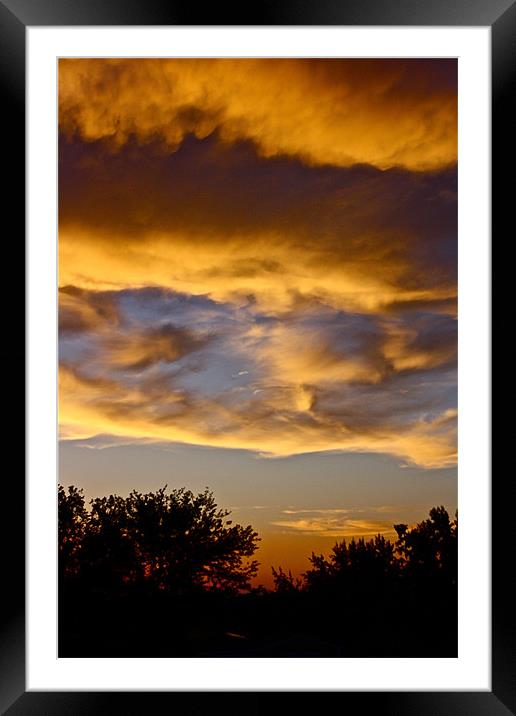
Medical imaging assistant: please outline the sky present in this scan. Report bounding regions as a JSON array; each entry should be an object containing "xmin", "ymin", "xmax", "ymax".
[{"xmin": 58, "ymin": 58, "xmax": 457, "ymax": 587}]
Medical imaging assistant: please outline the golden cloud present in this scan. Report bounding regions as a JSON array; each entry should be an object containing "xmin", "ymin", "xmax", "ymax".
[
  {"xmin": 270, "ymin": 515, "xmax": 394, "ymax": 538},
  {"xmin": 58, "ymin": 121, "xmax": 457, "ymax": 317},
  {"xmin": 58, "ymin": 59, "xmax": 457, "ymax": 469},
  {"xmin": 60, "ymin": 228, "xmax": 446, "ymax": 315},
  {"xmin": 59, "ymin": 361, "xmax": 457, "ymax": 468},
  {"xmin": 59, "ymin": 58, "xmax": 456, "ymax": 171}
]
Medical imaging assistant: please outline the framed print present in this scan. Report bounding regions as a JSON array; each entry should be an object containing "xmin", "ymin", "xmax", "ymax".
[{"xmin": 1, "ymin": 0, "xmax": 510, "ymax": 712}]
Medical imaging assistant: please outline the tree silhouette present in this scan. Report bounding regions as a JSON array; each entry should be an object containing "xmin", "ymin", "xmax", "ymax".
[
  {"xmin": 281, "ymin": 506, "xmax": 457, "ymax": 601},
  {"xmin": 271, "ymin": 566, "xmax": 302, "ymax": 592},
  {"xmin": 301, "ymin": 533, "xmax": 397, "ymax": 596},
  {"xmin": 394, "ymin": 505, "xmax": 458, "ymax": 587},
  {"xmin": 59, "ymin": 485, "xmax": 260, "ymax": 596},
  {"xmin": 59, "ymin": 490, "xmax": 457, "ymax": 658},
  {"xmin": 58, "ymin": 485, "xmax": 88, "ymax": 583}
]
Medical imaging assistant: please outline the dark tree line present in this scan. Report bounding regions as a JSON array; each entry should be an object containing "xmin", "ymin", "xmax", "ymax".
[
  {"xmin": 59, "ymin": 485, "xmax": 259, "ymax": 596},
  {"xmin": 59, "ymin": 484, "xmax": 457, "ymax": 657},
  {"xmin": 272, "ymin": 506, "xmax": 458, "ymax": 597}
]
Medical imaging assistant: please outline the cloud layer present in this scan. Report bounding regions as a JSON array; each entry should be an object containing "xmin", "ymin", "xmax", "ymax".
[
  {"xmin": 59, "ymin": 132, "xmax": 457, "ymax": 315},
  {"xmin": 59, "ymin": 287, "xmax": 457, "ymax": 468},
  {"xmin": 59, "ymin": 58, "xmax": 457, "ymax": 171},
  {"xmin": 58, "ymin": 59, "xmax": 457, "ymax": 469}
]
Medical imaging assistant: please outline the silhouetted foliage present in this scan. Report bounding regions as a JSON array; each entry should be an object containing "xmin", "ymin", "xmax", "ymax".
[
  {"xmin": 286, "ymin": 505, "xmax": 458, "ymax": 598},
  {"xmin": 395, "ymin": 505, "xmax": 458, "ymax": 587},
  {"xmin": 59, "ymin": 490, "xmax": 457, "ymax": 658},
  {"xmin": 59, "ymin": 485, "xmax": 260, "ymax": 596},
  {"xmin": 302, "ymin": 533, "xmax": 398, "ymax": 595},
  {"xmin": 271, "ymin": 566, "xmax": 302, "ymax": 593},
  {"xmin": 58, "ymin": 485, "xmax": 88, "ymax": 582},
  {"xmin": 268, "ymin": 506, "xmax": 458, "ymax": 657}
]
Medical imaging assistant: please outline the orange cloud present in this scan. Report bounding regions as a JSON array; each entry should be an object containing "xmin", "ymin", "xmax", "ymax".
[
  {"xmin": 59, "ymin": 58, "xmax": 457, "ymax": 171},
  {"xmin": 58, "ymin": 134, "xmax": 457, "ymax": 316},
  {"xmin": 58, "ymin": 59, "xmax": 457, "ymax": 470},
  {"xmin": 270, "ymin": 515, "xmax": 394, "ymax": 538},
  {"xmin": 59, "ymin": 359, "xmax": 457, "ymax": 468}
]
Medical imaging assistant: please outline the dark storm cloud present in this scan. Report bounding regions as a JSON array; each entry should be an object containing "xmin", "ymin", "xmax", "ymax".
[{"xmin": 59, "ymin": 132, "xmax": 457, "ymax": 309}]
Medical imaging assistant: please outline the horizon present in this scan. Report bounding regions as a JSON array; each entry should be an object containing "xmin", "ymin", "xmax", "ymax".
[{"xmin": 58, "ymin": 472, "xmax": 457, "ymax": 589}]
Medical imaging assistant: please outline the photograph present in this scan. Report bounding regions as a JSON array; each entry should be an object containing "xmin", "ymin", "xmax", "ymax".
[{"xmin": 57, "ymin": 57, "xmax": 459, "ymax": 659}]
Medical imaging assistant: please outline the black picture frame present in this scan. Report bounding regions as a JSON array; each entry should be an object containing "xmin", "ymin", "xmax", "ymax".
[{"xmin": 1, "ymin": 1, "xmax": 508, "ymax": 712}]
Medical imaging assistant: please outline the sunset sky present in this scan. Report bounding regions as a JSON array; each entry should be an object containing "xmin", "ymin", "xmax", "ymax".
[{"xmin": 58, "ymin": 59, "xmax": 457, "ymax": 586}]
